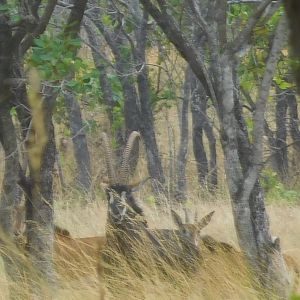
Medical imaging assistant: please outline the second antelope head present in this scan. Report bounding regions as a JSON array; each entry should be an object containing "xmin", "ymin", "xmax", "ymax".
[
  {"xmin": 101, "ymin": 131, "xmax": 146, "ymax": 229},
  {"xmin": 171, "ymin": 209, "xmax": 215, "ymax": 247}
]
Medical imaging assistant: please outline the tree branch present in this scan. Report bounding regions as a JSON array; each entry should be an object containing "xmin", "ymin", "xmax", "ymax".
[
  {"xmin": 241, "ymin": 15, "xmax": 287, "ymax": 199},
  {"xmin": 227, "ymin": 0, "xmax": 276, "ymax": 55},
  {"xmin": 20, "ymin": 0, "xmax": 57, "ymax": 54},
  {"xmin": 139, "ymin": 0, "xmax": 217, "ymax": 104}
]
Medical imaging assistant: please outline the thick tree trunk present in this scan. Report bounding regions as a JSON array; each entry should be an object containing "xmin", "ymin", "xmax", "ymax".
[
  {"xmin": 25, "ymin": 85, "xmax": 57, "ymax": 298},
  {"xmin": 64, "ymin": 90, "xmax": 92, "ymax": 192},
  {"xmin": 0, "ymin": 103, "xmax": 25, "ymax": 300}
]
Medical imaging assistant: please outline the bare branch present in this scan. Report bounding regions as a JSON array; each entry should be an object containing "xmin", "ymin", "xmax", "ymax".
[
  {"xmin": 241, "ymin": 15, "xmax": 287, "ymax": 199},
  {"xmin": 20, "ymin": 0, "xmax": 57, "ymax": 54},
  {"xmin": 139, "ymin": 0, "xmax": 217, "ymax": 104}
]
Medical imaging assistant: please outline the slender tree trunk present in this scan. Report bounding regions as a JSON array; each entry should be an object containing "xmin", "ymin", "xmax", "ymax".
[
  {"xmin": 274, "ymin": 85, "xmax": 288, "ymax": 179},
  {"xmin": 191, "ymin": 71, "xmax": 217, "ymax": 190},
  {"xmin": 63, "ymin": 90, "xmax": 92, "ymax": 192},
  {"xmin": 84, "ymin": 19, "xmax": 125, "ymax": 158},
  {"xmin": 135, "ymin": 11, "xmax": 165, "ymax": 194},
  {"xmin": 176, "ymin": 67, "xmax": 190, "ymax": 201}
]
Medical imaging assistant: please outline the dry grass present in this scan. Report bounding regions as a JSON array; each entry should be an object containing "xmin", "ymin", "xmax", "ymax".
[
  {"xmin": 1, "ymin": 107, "xmax": 300, "ymax": 299},
  {"xmin": 49, "ymin": 192, "xmax": 300, "ymax": 299}
]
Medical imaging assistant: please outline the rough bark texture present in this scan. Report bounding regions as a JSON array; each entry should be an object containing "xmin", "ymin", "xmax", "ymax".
[
  {"xmin": 0, "ymin": 103, "xmax": 25, "ymax": 299},
  {"xmin": 64, "ymin": 90, "xmax": 92, "ymax": 192}
]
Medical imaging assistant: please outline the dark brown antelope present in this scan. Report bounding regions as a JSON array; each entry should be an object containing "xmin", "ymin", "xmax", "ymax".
[{"xmin": 100, "ymin": 131, "xmax": 216, "ymax": 275}]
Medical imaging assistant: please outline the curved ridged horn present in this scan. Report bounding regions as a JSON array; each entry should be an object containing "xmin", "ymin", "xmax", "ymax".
[
  {"xmin": 101, "ymin": 132, "xmax": 116, "ymax": 184},
  {"xmin": 120, "ymin": 131, "xmax": 141, "ymax": 184}
]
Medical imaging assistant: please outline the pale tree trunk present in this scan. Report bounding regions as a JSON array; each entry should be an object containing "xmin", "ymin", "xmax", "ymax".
[{"xmin": 140, "ymin": 0, "xmax": 291, "ymax": 296}]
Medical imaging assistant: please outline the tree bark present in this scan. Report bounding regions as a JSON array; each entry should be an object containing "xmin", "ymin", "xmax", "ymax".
[
  {"xmin": 273, "ymin": 85, "xmax": 289, "ymax": 180},
  {"xmin": 84, "ymin": 19, "xmax": 125, "ymax": 158},
  {"xmin": 134, "ymin": 10, "xmax": 165, "ymax": 193},
  {"xmin": 0, "ymin": 103, "xmax": 26, "ymax": 299},
  {"xmin": 63, "ymin": 90, "xmax": 92, "ymax": 192},
  {"xmin": 176, "ymin": 67, "xmax": 190, "ymax": 201},
  {"xmin": 190, "ymin": 70, "xmax": 217, "ymax": 190},
  {"xmin": 287, "ymin": 90, "xmax": 300, "ymax": 152}
]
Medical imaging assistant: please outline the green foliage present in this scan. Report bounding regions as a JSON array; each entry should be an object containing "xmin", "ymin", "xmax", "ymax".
[
  {"xmin": 28, "ymin": 33, "xmax": 83, "ymax": 80},
  {"xmin": 290, "ymin": 295, "xmax": 300, "ymax": 300},
  {"xmin": 261, "ymin": 169, "xmax": 300, "ymax": 204}
]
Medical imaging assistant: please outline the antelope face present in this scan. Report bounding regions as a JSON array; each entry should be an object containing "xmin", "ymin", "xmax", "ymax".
[
  {"xmin": 171, "ymin": 210, "xmax": 215, "ymax": 247},
  {"xmin": 106, "ymin": 184, "xmax": 145, "ymax": 226},
  {"xmin": 107, "ymin": 185, "xmax": 129, "ymax": 224},
  {"xmin": 179, "ymin": 224, "xmax": 201, "ymax": 246}
]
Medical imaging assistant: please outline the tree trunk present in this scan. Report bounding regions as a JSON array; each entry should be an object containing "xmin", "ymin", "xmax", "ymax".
[
  {"xmin": 0, "ymin": 103, "xmax": 26, "ymax": 299},
  {"xmin": 25, "ymin": 84, "xmax": 57, "ymax": 298},
  {"xmin": 190, "ymin": 71, "xmax": 217, "ymax": 190},
  {"xmin": 135, "ymin": 11, "xmax": 165, "ymax": 194},
  {"xmin": 287, "ymin": 90, "xmax": 300, "ymax": 152},
  {"xmin": 274, "ymin": 85, "xmax": 288, "ymax": 180},
  {"xmin": 64, "ymin": 90, "xmax": 92, "ymax": 193},
  {"xmin": 84, "ymin": 19, "xmax": 125, "ymax": 158},
  {"xmin": 176, "ymin": 67, "xmax": 190, "ymax": 201}
]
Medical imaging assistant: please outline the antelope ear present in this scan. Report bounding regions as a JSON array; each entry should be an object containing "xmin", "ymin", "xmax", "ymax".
[
  {"xmin": 197, "ymin": 211, "xmax": 215, "ymax": 231},
  {"xmin": 171, "ymin": 210, "xmax": 183, "ymax": 228}
]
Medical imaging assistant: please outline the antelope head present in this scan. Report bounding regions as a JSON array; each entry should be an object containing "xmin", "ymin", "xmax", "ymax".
[
  {"xmin": 171, "ymin": 209, "xmax": 215, "ymax": 247},
  {"xmin": 102, "ymin": 131, "xmax": 147, "ymax": 228}
]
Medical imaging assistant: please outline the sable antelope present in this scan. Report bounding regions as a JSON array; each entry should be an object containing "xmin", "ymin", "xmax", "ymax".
[{"xmin": 100, "ymin": 131, "xmax": 215, "ymax": 276}]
